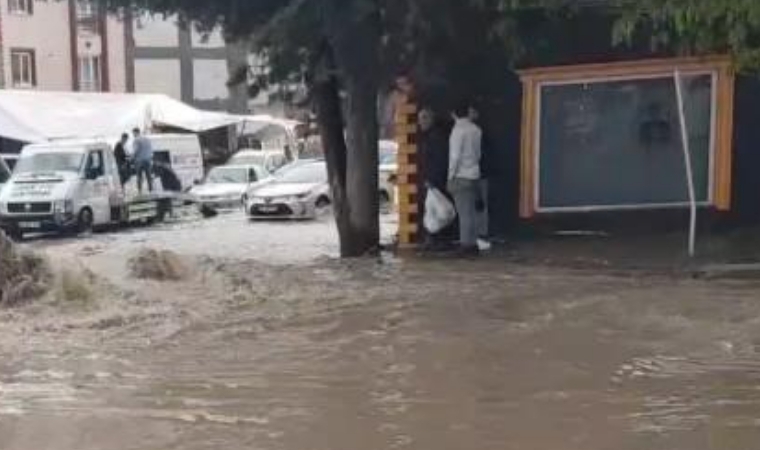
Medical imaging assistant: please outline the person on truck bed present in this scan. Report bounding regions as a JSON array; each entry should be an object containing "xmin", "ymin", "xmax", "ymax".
[
  {"xmin": 114, "ymin": 133, "xmax": 129, "ymax": 187},
  {"xmin": 132, "ymin": 128, "xmax": 154, "ymax": 194}
]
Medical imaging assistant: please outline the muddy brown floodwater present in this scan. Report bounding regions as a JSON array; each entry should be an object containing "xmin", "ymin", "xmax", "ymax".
[{"xmin": 2, "ymin": 213, "xmax": 760, "ymax": 450}]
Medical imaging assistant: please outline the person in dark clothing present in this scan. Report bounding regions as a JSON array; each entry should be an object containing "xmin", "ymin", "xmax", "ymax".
[
  {"xmin": 153, "ymin": 162, "xmax": 182, "ymax": 192},
  {"xmin": 417, "ymin": 108, "xmax": 456, "ymax": 249},
  {"xmin": 114, "ymin": 133, "xmax": 130, "ymax": 186}
]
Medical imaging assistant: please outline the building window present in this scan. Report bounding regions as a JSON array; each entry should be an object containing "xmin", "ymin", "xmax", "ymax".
[
  {"xmin": 10, "ymin": 49, "xmax": 36, "ymax": 88},
  {"xmin": 8, "ymin": 0, "xmax": 32, "ymax": 15},
  {"xmin": 76, "ymin": 0, "xmax": 99, "ymax": 34},
  {"xmin": 78, "ymin": 56, "xmax": 102, "ymax": 92}
]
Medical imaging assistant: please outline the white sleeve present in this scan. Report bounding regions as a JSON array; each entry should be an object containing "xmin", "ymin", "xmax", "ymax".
[{"xmin": 448, "ymin": 128, "xmax": 461, "ymax": 180}]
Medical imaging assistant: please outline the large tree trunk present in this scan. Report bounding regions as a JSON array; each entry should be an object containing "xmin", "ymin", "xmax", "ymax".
[
  {"xmin": 318, "ymin": 0, "xmax": 381, "ymax": 257},
  {"xmin": 312, "ymin": 74, "xmax": 353, "ymax": 255},
  {"xmin": 341, "ymin": 66, "xmax": 380, "ymax": 255}
]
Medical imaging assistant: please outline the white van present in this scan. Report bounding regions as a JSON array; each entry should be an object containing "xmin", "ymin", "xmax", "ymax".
[
  {"xmin": 0, "ymin": 135, "xmax": 203, "ymax": 240},
  {"xmin": 148, "ymin": 134, "xmax": 204, "ymax": 190}
]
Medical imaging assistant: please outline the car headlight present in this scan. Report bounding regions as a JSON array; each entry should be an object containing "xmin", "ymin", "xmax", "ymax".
[{"xmin": 282, "ymin": 194, "xmax": 309, "ymax": 203}]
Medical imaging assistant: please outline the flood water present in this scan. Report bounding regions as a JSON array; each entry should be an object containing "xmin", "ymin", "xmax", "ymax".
[{"xmin": 3, "ymin": 213, "xmax": 760, "ymax": 450}]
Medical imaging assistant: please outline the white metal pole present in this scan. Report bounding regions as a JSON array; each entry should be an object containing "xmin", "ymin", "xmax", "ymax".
[{"xmin": 674, "ymin": 69, "xmax": 697, "ymax": 257}]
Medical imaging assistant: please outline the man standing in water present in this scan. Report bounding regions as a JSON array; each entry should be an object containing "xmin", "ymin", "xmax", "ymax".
[
  {"xmin": 132, "ymin": 128, "xmax": 154, "ymax": 194},
  {"xmin": 448, "ymin": 101, "xmax": 482, "ymax": 256},
  {"xmin": 418, "ymin": 107, "xmax": 454, "ymax": 249}
]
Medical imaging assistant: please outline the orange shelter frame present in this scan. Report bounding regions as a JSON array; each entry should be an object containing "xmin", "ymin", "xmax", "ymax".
[{"xmin": 518, "ymin": 56, "xmax": 736, "ymax": 218}]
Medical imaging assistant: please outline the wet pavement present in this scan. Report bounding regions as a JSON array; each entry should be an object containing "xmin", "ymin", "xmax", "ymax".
[{"xmin": 3, "ymin": 212, "xmax": 760, "ymax": 450}]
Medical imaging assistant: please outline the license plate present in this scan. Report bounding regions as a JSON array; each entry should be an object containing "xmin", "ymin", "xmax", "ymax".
[
  {"xmin": 19, "ymin": 221, "xmax": 41, "ymax": 229},
  {"xmin": 257, "ymin": 206, "xmax": 278, "ymax": 213}
]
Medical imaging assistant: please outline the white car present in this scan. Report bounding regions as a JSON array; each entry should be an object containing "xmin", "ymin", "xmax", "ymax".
[
  {"xmin": 228, "ymin": 149, "xmax": 290, "ymax": 173},
  {"xmin": 245, "ymin": 160, "xmax": 330, "ymax": 219},
  {"xmin": 379, "ymin": 140, "xmax": 398, "ymax": 207},
  {"xmin": 191, "ymin": 164, "xmax": 270, "ymax": 215}
]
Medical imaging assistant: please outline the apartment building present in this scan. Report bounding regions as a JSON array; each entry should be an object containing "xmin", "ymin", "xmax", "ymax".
[
  {"xmin": 0, "ymin": 3, "xmax": 290, "ymax": 114},
  {"xmin": 129, "ymin": 13, "xmax": 231, "ymax": 110},
  {"xmin": 1, "ymin": 0, "xmax": 127, "ymax": 92}
]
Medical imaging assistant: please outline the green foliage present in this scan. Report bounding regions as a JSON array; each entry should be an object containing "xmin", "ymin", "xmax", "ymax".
[{"xmin": 614, "ymin": 0, "xmax": 760, "ymax": 69}]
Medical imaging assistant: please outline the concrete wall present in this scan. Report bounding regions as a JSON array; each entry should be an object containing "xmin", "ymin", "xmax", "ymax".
[
  {"xmin": 2, "ymin": 0, "xmax": 73, "ymax": 90},
  {"xmin": 133, "ymin": 14, "xmax": 178, "ymax": 47},
  {"xmin": 106, "ymin": 16, "xmax": 127, "ymax": 92},
  {"xmin": 193, "ymin": 59, "xmax": 228, "ymax": 102},
  {"xmin": 131, "ymin": 14, "xmax": 231, "ymax": 110},
  {"xmin": 134, "ymin": 58, "xmax": 182, "ymax": 99}
]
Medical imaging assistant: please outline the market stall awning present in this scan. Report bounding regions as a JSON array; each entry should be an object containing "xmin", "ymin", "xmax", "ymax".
[{"xmin": 0, "ymin": 90, "xmax": 246, "ymax": 143}]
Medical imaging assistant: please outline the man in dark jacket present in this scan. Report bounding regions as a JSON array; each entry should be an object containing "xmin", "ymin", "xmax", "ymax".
[
  {"xmin": 417, "ymin": 108, "xmax": 455, "ymax": 248},
  {"xmin": 113, "ymin": 133, "xmax": 129, "ymax": 186}
]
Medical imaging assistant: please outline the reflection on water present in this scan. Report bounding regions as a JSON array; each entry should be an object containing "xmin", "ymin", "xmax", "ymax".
[{"xmin": 3, "ymin": 227, "xmax": 760, "ymax": 448}]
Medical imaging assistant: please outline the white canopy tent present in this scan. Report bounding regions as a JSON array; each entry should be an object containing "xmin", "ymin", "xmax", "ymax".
[{"xmin": 0, "ymin": 90, "xmax": 246, "ymax": 143}]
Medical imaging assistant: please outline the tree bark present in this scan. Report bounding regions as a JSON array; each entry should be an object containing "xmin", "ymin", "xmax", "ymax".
[
  {"xmin": 319, "ymin": 0, "xmax": 381, "ymax": 257},
  {"xmin": 312, "ymin": 73, "xmax": 353, "ymax": 255},
  {"xmin": 341, "ymin": 66, "xmax": 380, "ymax": 256}
]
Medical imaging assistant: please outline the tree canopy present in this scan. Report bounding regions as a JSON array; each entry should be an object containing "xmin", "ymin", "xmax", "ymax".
[{"xmin": 614, "ymin": 0, "xmax": 760, "ymax": 68}]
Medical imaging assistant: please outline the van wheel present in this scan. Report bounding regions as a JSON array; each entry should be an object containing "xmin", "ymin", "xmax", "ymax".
[{"xmin": 77, "ymin": 208, "xmax": 94, "ymax": 235}]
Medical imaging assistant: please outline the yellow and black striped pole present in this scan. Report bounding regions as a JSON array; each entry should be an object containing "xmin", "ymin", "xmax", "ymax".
[{"xmin": 394, "ymin": 80, "xmax": 419, "ymax": 248}]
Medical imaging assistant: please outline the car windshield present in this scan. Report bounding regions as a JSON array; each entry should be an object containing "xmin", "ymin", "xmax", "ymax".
[
  {"xmin": 275, "ymin": 163, "xmax": 326, "ymax": 184},
  {"xmin": 15, "ymin": 152, "xmax": 84, "ymax": 174},
  {"xmin": 230, "ymin": 153, "xmax": 267, "ymax": 167},
  {"xmin": 206, "ymin": 167, "xmax": 248, "ymax": 184}
]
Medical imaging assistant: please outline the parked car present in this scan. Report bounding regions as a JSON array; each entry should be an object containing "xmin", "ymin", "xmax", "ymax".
[
  {"xmin": 191, "ymin": 164, "xmax": 270, "ymax": 216},
  {"xmin": 245, "ymin": 160, "xmax": 330, "ymax": 220},
  {"xmin": 379, "ymin": 140, "xmax": 398, "ymax": 208},
  {"xmin": 228, "ymin": 149, "xmax": 289, "ymax": 173}
]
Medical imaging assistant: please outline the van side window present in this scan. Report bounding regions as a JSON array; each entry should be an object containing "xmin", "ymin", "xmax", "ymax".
[
  {"xmin": 87, "ymin": 151, "xmax": 105, "ymax": 178},
  {"xmin": 249, "ymin": 168, "xmax": 258, "ymax": 183}
]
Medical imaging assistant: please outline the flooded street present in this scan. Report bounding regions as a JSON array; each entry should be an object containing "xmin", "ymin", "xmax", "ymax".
[{"xmin": 3, "ymin": 213, "xmax": 760, "ymax": 449}]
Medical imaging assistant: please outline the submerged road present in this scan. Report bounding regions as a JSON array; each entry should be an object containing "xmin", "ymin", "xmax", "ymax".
[{"xmin": 2, "ymin": 212, "xmax": 760, "ymax": 450}]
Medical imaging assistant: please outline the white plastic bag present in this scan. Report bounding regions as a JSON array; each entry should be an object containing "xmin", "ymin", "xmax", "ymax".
[{"xmin": 424, "ymin": 187, "xmax": 456, "ymax": 234}]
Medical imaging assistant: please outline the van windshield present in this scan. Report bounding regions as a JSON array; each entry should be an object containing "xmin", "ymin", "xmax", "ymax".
[
  {"xmin": 15, "ymin": 152, "xmax": 84, "ymax": 174},
  {"xmin": 0, "ymin": 159, "xmax": 10, "ymax": 184}
]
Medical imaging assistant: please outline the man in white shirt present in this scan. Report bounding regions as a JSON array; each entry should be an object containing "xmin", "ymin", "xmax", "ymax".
[{"xmin": 448, "ymin": 102, "xmax": 482, "ymax": 254}]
